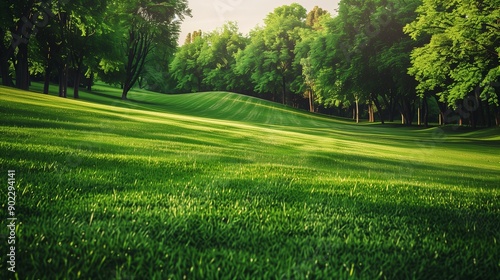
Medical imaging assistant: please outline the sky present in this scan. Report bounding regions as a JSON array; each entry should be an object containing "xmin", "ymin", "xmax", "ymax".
[{"xmin": 178, "ymin": 0, "xmax": 341, "ymax": 43}]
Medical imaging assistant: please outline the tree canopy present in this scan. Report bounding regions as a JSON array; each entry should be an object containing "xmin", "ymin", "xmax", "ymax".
[
  {"xmin": 169, "ymin": 1, "xmax": 498, "ymax": 126},
  {"xmin": 2, "ymin": 1, "xmax": 499, "ymax": 126},
  {"xmin": 0, "ymin": 0, "xmax": 191, "ymax": 99},
  {"xmin": 404, "ymin": 0, "xmax": 500, "ymax": 126}
]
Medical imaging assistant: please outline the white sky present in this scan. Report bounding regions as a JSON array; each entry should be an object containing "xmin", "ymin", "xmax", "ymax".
[{"xmin": 179, "ymin": 0, "xmax": 341, "ymax": 43}]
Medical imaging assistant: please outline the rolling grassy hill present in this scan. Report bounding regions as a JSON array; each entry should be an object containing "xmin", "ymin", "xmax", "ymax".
[{"xmin": 0, "ymin": 85, "xmax": 499, "ymax": 279}]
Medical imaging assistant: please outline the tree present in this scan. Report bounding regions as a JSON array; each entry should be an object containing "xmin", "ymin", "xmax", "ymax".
[
  {"xmin": 0, "ymin": 0, "xmax": 15, "ymax": 86},
  {"xmin": 367, "ymin": 0, "xmax": 423, "ymax": 124},
  {"xmin": 170, "ymin": 32, "xmax": 205, "ymax": 92},
  {"xmin": 294, "ymin": 8, "xmax": 333, "ymax": 112},
  {"xmin": 66, "ymin": 0, "xmax": 108, "ymax": 98},
  {"xmin": 294, "ymin": 25, "xmax": 317, "ymax": 112},
  {"xmin": 27, "ymin": 0, "xmax": 109, "ymax": 97},
  {"xmin": 29, "ymin": 23, "xmax": 57, "ymax": 94},
  {"xmin": 236, "ymin": 4, "xmax": 307, "ymax": 105},
  {"xmin": 198, "ymin": 22, "xmax": 248, "ymax": 92},
  {"xmin": 1, "ymin": 0, "xmax": 191, "ymax": 99},
  {"xmin": 118, "ymin": 0, "xmax": 191, "ymax": 100},
  {"xmin": 295, "ymin": 32, "xmax": 315, "ymax": 112},
  {"xmin": 138, "ymin": 41, "xmax": 176, "ymax": 93},
  {"xmin": 323, "ymin": 0, "xmax": 424, "ymax": 124},
  {"xmin": 405, "ymin": 0, "xmax": 500, "ymax": 127},
  {"xmin": 0, "ymin": 0, "xmax": 38, "ymax": 90}
]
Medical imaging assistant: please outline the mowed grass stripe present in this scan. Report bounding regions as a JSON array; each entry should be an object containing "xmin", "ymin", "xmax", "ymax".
[{"xmin": 119, "ymin": 89, "xmax": 341, "ymax": 128}]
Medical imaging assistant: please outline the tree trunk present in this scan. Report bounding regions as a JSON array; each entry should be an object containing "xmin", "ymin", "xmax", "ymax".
[
  {"xmin": 470, "ymin": 110, "xmax": 476, "ymax": 128},
  {"xmin": 495, "ymin": 106, "xmax": 500, "ymax": 127},
  {"xmin": 87, "ymin": 72, "xmax": 93, "ymax": 91},
  {"xmin": 368, "ymin": 104, "xmax": 371, "ymax": 122},
  {"xmin": 478, "ymin": 98, "xmax": 486, "ymax": 127},
  {"xmin": 122, "ymin": 28, "xmax": 153, "ymax": 100},
  {"xmin": 57, "ymin": 11, "xmax": 69, "ymax": 98},
  {"xmin": 308, "ymin": 89, "xmax": 314, "ymax": 113},
  {"xmin": 368, "ymin": 103, "xmax": 374, "ymax": 122},
  {"xmin": 400, "ymin": 100, "xmax": 414, "ymax": 126},
  {"xmin": 436, "ymin": 98, "xmax": 449, "ymax": 126},
  {"xmin": 73, "ymin": 69, "xmax": 81, "ymax": 99},
  {"xmin": 372, "ymin": 96, "xmax": 384, "ymax": 124},
  {"xmin": 418, "ymin": 104, "xmax": 421, "ymax": 126},
  {"xmin": 372, "ymin": 105, "xmax": 375, "ymax": 122},
  {"xmin": 59, "ymin": 62, "xmax": 68, "ymax": 98},
  {"xmin": 282, "ymin": 75, "xmax": 286, "ymax": 105},
  {"xmin": 0, "ymin": 55, "xmax": 13, "ymax": 86},
  {"xmin": 42, "ymin": 43, "xmax": 52, "ymax": 94},
  {"xmin": 382, "ymin": 90, "xmax": 397, "ymax": 122},
  {"xmin": 423, "ymin": 96, "xmax": 429, "ymax": 127},
  {"xmin": 390, "ymin": 95, "xmax": 396, "ymax": 122},
  {"xmin": 0, "ymin": 28, "xmax": 14, "ymax": 86},
  {"xmin": 43, "ymin": 66, "xmax": 50, "ymax": 94},
  {"xmin": 15, "ymin": 43, "xmax": 30, "ymax": 90},
  {"xmin": 355, "ymin": 99, "xmax": 359, "ymax": 124},
  {"xmin": 122, "ymin": 81, "xmax": 129, "ymax": 100},
  {"xmin": 0, "ymin": 36, "xmax": 13, "ymax": 86},
  {"xmin": 485, "ymin": 101, "xmax": 492, "ymax": 127}
]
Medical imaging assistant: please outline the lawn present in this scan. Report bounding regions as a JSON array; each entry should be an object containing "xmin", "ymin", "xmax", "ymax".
[{"xmin": 0, "ymin": 84, "xmax": 499, "ymax": 279}]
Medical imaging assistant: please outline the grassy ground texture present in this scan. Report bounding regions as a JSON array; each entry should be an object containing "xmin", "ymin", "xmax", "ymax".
[{"xmin": 0, "ymin": 84, "xmax": 499, "ymax": 279}]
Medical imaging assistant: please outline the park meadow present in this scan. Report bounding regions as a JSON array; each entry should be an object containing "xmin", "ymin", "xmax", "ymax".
[
  {"xmin": 1, "ymin": 83, "xmax": 499, "ymax": 279},
  {"xmin": 1, "ymin": 0, "xmax": 499, "ymax": 279}
]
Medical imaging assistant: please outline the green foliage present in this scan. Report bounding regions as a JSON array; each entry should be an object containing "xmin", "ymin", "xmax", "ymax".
[
  {"xmin": 405, "ymin": 0, "xmax": 500, "ymax": 107},
  {"xmin": 139, "ymin": 49, "xmax": 176, "ymax": 93},
  {"xmin": 169, "ymin": 34, "xmax": 205, "ymax": 92},
  {"xmin": 1, "ymin": 84, "xmax": 499, "ymax": 279},
  {"xmin": 115, "ymin": 0, "xmax": 191, "ymax": 99},
  {"xmin": 235, "ymin": 4, "xmax": 307, "ymax": 105},
  {"xmin": 307, "ymin": 15, "xmax": 349, "ymax": 108},
  {"xmin": 231, "ymin": 0, "xmax": 500, "ymax": 125},
  {"xmin": 0, "ymin": 0, "xmax": 191, "ymax": 98},
  {"xmin": 235, "ymin": 28, "xmax": 279, "ymax": 97},
  {"xmin": 171, "ymin": 25, "xmax": 248, "ymax": 94},
  {"xmin": 198, "ymin": 22, "xmax": 248, "ymax": 92},
  {"xmin": 331, "ymin": 0, "xmax": 424, "ymax": 123}
]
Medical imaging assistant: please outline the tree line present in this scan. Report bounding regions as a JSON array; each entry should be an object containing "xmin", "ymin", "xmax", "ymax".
[
  {"xmin": 1, "ymin": 0, "xmax": 498, "ymax": 127},
  {"xmin": 170, "ymin": 0, "xmax": 499, "ymax": 127},
  {"xmin": 0, "ymin": 0, "xmax": 191, "ymax": 100}
]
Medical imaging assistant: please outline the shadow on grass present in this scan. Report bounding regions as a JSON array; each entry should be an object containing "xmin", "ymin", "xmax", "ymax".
[
  {"xmin": 305, "ymin": 151, "xmax": 500, "ymax": 189},
  {"xmin": 32, "ymin": 175, "xmax": 497, "ymax": 279}
]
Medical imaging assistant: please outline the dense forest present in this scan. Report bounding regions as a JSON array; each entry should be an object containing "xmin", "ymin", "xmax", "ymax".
[{"xmin": 1, "ymin": 0, "xmax": 499, "ymax": 126}]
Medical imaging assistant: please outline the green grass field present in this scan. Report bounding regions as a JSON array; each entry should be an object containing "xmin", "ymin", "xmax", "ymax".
[{"xmin": 1, "ymin": 84, "xmax": 499, "ymax": 279}]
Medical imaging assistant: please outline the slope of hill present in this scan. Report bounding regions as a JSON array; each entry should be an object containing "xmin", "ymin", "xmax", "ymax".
[
  {"xmin": 0, "ymin": 85, "xmax": 499, "ymax": 279},
  {"xmin": 79, "ymin": 84, "xmax": 351, "ymax": 127}
]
